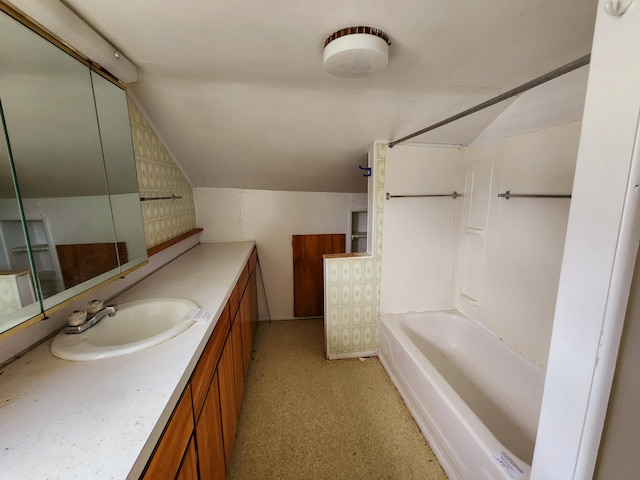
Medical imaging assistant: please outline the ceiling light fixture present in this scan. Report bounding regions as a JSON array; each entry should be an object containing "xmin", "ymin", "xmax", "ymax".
[{"xmin": 323, "ymin": 26, "xmax": 390, "ymax": 78}]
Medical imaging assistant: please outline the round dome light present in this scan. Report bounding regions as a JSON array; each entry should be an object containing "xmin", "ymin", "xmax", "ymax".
[{"xmin": 323, "ymin": 27, "xmax": 390, "ymax": 78}]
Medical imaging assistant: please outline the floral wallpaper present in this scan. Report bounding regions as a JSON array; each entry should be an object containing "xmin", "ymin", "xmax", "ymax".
[
  {"xmin": 325, "ymin": 143, "xmax": 386, "ymax": 359},
  {"xmin": 127, "ymin": 97, "xmax": 196, "ymax": 249}
]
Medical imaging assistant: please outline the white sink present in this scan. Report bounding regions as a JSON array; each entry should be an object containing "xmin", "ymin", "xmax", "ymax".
[{"xmin": 51, "ymin": 298, "xmax": 198, "ymax": 361}]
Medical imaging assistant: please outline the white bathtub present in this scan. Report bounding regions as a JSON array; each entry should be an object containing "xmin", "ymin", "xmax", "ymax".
[{"xmin": 378, "ymin": 311, "xmax": 545, "ymax": 480}]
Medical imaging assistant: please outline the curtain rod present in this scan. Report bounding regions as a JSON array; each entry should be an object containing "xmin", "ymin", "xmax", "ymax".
[{"xmin": 388, "ymin": 54, "xmax": 591, "ymax": 148}]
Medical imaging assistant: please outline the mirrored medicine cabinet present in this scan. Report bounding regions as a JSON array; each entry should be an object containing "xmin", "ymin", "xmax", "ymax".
[{"xmin": 0, "ymin": 5, "xmax": 147, "ymax": 336}]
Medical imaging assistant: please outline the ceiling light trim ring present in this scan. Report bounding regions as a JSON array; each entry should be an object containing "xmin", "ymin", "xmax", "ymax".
[{"xmin": 324, "ymin": 26, "xmax": 390, "ymax": 48}]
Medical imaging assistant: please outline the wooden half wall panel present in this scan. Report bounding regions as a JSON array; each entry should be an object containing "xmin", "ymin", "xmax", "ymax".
[{"xmin": 293, "ymin": 234, "xmax": 345, "ymax": 317}]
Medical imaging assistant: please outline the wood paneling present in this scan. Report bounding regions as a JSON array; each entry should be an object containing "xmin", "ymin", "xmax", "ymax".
[{"xmin": 292, "ymin": 234, "xmax": 345, "ymax": 317}]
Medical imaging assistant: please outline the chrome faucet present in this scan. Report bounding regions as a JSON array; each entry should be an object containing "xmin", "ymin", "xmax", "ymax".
[{"xmin": 66, "ymin": 304, "xmax": 118, "ymax": 334}]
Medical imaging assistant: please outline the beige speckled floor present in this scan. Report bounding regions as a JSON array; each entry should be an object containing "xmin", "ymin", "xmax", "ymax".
[{"xmin": 228, "ymin": 319, "xmax": 448, "ymax": 480}]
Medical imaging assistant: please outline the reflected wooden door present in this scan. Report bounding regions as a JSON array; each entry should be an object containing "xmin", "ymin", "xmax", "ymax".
[{"xmin": 292, "ymin": 234, "xmax": 345, "ymax": 317}]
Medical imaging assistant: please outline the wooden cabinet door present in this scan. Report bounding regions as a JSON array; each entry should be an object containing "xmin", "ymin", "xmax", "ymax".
[
  {"xmin": 218, "ymin": 330, "xmax": 237, "ymax": 470},
  {"xmin": 240, "ymin": 283, "xmax": 253, "ymax": 377},
  {"xmin": 292, "ymin": 234, "xmax": 345, "ymax": 317},
  {"xmin": 176, "ymin": 436, "xmax": 198, "ymax": 480},
  {"xmin": 191, "ymin": 304, "xmax": 230, "ymax": 420},
  {"xmin": 231, "ymin": 312, "xmax": 245, "ymax": 413},
  {"xmin": 143, "ymin": 387, "xmax": 194, "ymax": 479},
  {"xmin": 196, "ymin": 370, "xmax": 226, "ymax": 480},
  {"xmin": 249, "ymin": 268, "xmax": 258, "ymax": 336}
]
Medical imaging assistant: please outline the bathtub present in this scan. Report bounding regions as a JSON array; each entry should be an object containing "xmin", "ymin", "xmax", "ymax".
[{"xmin": 378, "ymin": 311, "xmax": 545, "ymax": 480}]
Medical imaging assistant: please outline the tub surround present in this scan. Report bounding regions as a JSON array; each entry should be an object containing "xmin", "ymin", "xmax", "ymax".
[
  {"xmin": 457, "ymin": 121, "xmax": 580, "ymax": 366},
  {"xmin": 0, "ymin": 241, "xmax": 254, "ymax": 479}
]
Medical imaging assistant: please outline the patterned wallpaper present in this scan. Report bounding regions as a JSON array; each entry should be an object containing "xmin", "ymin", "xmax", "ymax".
[
  {"xmin": 325, "ymin": 143, "xmax": 386, "ymax": 359},
  {"xmin": 127, "ymin": 97, "xmax": 196, "ymax": 248}
]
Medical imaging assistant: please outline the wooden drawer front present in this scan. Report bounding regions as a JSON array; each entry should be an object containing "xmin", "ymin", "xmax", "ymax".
[
  {"xmin": 248, "ymin": 247, "xmax": 257, "ymax": 273},
  {"xmin": 191, "ymin": 304, "xmax": 231, "ymax": 419},
  {"xmin": 143, "ymin": 386, "xmax": 194, "ymax": 479},
  {"xmin": 196, "ymin": 370, "xmax": 226, "ymax": 480},
  {"xmin": 176, "ymin": 436, "xmax": 198, "ymax": 480}
]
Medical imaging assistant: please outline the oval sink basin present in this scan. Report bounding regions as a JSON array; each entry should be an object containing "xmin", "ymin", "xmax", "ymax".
[{"xmin": 51, "ymin": 298, "xmax": 199, "ymax": 361}]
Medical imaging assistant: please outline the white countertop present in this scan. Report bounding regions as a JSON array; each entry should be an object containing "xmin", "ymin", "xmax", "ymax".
[{"xmin": 0, "ymin": 241, "xmax": 254, "ymax": 480}]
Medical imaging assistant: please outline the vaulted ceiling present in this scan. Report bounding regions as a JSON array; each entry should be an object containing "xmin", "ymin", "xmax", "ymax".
[{"xmin": 63, "ymin": 0, "xmax": 598, "ymax": 193}]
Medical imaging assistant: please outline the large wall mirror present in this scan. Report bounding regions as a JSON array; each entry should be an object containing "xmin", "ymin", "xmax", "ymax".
[{"xmin": 0, "ymin": 7, "xmax": 147, "ymax": 334}]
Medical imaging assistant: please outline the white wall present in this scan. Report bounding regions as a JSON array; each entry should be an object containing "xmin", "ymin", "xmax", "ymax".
[
  {"xmin": 195, "ymin": 187, "xmax": 367, "ymax": 319},
  {"xmin": 380, "ymin": 145, "xmax": 463, "ymax": 313},
  {"xmin": 20, "ymin": 197, "xmax": 115, "ymax": 244}
]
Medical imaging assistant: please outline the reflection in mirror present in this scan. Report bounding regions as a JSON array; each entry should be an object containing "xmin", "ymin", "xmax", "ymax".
[
  {"xmin": 0, "ymin": 101, "xmax": 42, "ymax": 332},
  {"xmin": 0, "ymin": 10, "xmax": 119, "ymax": 316},
  {"xmin": 91, "ymin": 71, "xmax": 147, "ymax": 273}
]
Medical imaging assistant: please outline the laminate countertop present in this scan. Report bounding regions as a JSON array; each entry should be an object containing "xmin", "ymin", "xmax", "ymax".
[{"xmin": 0, "ymin": 241, "xmax": 255, "ymax": 480}]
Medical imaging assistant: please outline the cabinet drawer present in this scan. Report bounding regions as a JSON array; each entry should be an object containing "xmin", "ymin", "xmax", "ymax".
[
  {"xmin": 191, "ymin": 304, "xmax": 230, "ymax": 419},
  {"xmin": 143, "ymin": 386, "xmax": 194, "ymax": 479}
]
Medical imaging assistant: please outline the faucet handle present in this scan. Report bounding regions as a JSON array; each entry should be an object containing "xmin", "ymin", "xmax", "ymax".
[
  {"xmin": 87, "ymin": 299, "xmax": 104, "ymax": 315},
  {"xmin": 67, "ymin": 310, "xmax": 87, "ymax": 326}
]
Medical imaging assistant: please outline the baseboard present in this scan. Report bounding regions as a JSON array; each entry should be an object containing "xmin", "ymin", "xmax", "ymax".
[{"xmin": 327, "ymin": 350, "xmax": 377, "ymax": 360}]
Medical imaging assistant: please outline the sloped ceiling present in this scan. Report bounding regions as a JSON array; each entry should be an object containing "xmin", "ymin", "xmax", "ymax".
[{"xmin": 62, "ymin": 0, "xmax": 598, "ymax": 193}]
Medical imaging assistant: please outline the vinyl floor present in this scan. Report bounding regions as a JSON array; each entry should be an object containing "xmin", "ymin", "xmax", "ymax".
[{"xmin": 227, "ymin": 319, "xmax": 448, "ymax": 480}]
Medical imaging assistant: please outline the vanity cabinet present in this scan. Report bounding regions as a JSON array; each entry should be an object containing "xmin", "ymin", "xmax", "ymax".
[{"xmin": 141, "ymin": 246, "xmax": 258, "ymax": 479}]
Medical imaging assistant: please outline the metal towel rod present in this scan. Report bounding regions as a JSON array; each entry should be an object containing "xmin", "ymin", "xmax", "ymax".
[
  {"xmin": 386, "ymin": 191, "xmax": 463, "ymax": 200},
  {"xmin": 140, "ymin": 195, "xmax": 183, "ymax": 201},
  {"xmin": 498, "ymin": 191, "xmax": 571, "ymax": 200}
]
